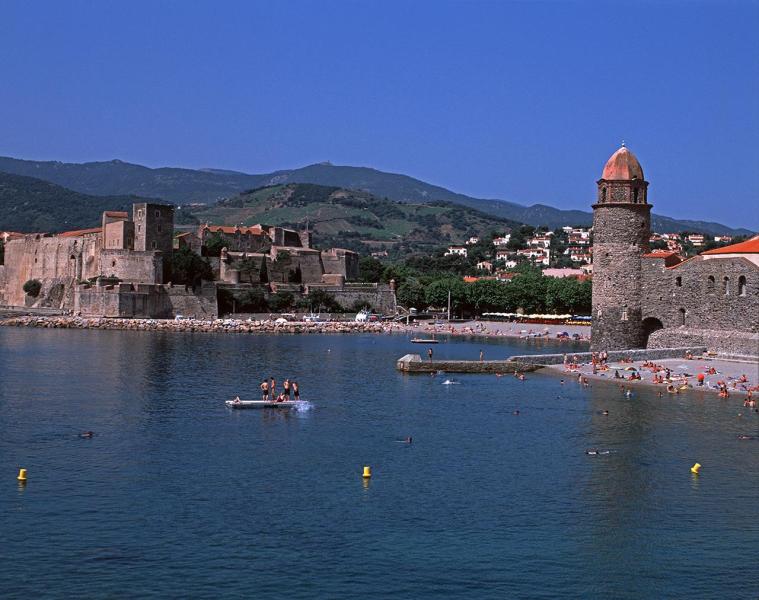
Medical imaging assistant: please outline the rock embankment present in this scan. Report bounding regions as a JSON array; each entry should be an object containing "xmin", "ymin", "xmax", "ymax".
[{"xmin": 0, "ymin": 316, "xmax": 407, "ymax": 335}]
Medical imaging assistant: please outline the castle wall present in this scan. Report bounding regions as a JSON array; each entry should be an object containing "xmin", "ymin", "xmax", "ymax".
[
  {"xmin": 2, "ymin": 234, "xmax": 100, "ymax": 307},
  {"xmin": 99, "ymin": 250, "xmax": 163, "ymax": 284},
  {"xmin": 321, "ymin": 249, "xmax": 359, "ymax": 280},
  {"xmin": 647, "ymin": 328, "xmax": 758, "ymax": 359},
  {"xmin": 75, "ymin": 282, "xmax": 218, "ymax": 319},
  {"xmin": 642, "ymin": 255, "xmax": 758, "ymax": 333},
  {"xmin": 306, "ymin": 283, "xmax": 397, "ymax": 314}
]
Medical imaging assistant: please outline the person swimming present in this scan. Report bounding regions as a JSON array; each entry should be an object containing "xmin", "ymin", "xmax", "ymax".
[{"xmin": 78, "ymin": 431, "xmax": 94, "ymax": 438}]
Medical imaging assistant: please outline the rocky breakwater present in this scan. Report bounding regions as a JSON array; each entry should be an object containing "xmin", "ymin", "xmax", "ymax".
[{"xmin": 0, "ymin": 315, "xmax": 407, "ymax": 335}]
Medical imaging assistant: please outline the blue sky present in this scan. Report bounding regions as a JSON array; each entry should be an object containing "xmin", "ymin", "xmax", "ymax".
[{"xmin": 1, "ymin": 0, "xmax": 757, "ymax": 229}]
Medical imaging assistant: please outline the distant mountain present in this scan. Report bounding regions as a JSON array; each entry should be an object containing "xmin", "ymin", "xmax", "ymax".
[
  {"xmin": 0, "ymin": 156, "xmax": 752, "ymax": 237},
  {"xmin": 186, "ymin": 183, "xmax": 522, "ymax": 253},
  {"xmin": 0, "ymin": 172, "xmax": 151, "ymax": 232}
]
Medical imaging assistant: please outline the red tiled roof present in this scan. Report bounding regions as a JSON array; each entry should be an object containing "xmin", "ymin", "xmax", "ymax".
[
  {"xmin": 642, "ymin": 250, "xmax": 679, "ymax": 258},
  {"xmin": 103, "ymin": 211, "xmax": 128, "ymax": 217},
  {"xmin": 58, "ymin": 227, "xmax": 102, "ymax": 237},
  {"xmin": 701, "ymin": 235, "xmax": 759, "ymax": 255},
  {"xmin": 202, "ymin": 224, "xmax": 264, "ymax": 235}
]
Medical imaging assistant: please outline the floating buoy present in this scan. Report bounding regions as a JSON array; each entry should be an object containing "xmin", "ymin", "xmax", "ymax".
[
  {"xmin": 691, "ymin": 462, "xmax": 701, "ymax": 474},
  {"xmin": 362, "ymin": 466, "xmax": 372, "ymax": 478},
  {"xmin": 17, "ymin": 468, "xmax": 27, "ymax": 482}
]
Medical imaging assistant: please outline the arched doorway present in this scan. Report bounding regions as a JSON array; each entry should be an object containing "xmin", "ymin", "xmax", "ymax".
[{"xmin": 642, "ymin": 317, "xmax": 664, "ymax": 347}]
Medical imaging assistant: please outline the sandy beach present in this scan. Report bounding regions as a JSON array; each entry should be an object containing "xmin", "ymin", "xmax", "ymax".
[
  {"xmin": 544, "ymin": 354, "xmax": 759, "ymax": 398},
  {"xmin": 413, "ymin": 319, "xmax": 591, "ymax": 341}
]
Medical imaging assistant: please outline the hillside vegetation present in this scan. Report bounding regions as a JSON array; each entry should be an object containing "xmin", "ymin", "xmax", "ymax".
[
  {"xmin": 0, "ymin": 156, "xmax": 750, "ymax": 237},
  {"xmin": 185, "ymin": 183, "xmax": 522, "ymax": 254},
  {"xmin": 0, "ymin": 172, "xmax": 149, "ymax": 232}
]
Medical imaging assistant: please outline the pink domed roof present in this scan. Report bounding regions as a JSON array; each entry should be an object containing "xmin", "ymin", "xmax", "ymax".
[{"xmin": 601, "ymin": 146, "xmax": 644, "ymax": 180}]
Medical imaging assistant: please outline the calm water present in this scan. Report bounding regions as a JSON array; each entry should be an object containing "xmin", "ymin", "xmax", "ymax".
[{"xmin": 0, "ymin": 328, "xmax": 757, "ymax": 599}]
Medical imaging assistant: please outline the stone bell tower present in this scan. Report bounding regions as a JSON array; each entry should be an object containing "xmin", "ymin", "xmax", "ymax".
[{"xmin": 591, "ymin": 144, "xmax": 651, "ymax": 351}]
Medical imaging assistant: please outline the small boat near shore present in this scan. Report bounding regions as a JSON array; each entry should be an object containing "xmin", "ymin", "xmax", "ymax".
[{"xmin": 226, "ymin": 399, "xmax": 301, "ymax": 409}]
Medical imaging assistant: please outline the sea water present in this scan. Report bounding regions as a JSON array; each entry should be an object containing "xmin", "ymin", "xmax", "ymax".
[{"xmin": 0, "ymin": 328, "xmax": 757, "ymax": 599}]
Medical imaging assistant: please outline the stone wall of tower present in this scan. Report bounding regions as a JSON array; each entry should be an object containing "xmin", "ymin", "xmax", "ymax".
[
  {"xmin": 133, "ymin": 203, "xmax": 174, "ymax": 281},
  {"xmin": 590, "ymin": 203, "xmax": 651, "ymax": 351}
]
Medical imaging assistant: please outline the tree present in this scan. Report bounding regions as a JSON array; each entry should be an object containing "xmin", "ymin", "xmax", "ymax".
[
  {"xmin": 425, "ymin": 278, "xmax": 467, "ymax": 314},
  {"xmin": 23, "ymin": 279, "xmax": 42, "ymax": 297},
  {"xmin": 396, "ymin": 279, "xmax": 426, "ymax": 309},
  {"xmin": 268, "ymin": 291, "xmax": 295, "ymax": 312},
  {"xmin": 466, "ymin": 279, "xmax": 510, "ymax": 313},
  {"xmin": 359, "ymin": 256, "xmax": 384, "ymax": 283},
  {"xmin": 203, "ymin": 233, "xmax": 226, "ymax": 257},
  {"xmin": 233, "ymin": 288, "xmax": 269, "ymax": 312},
  {"xmin": 170, "ymin": 247, "xmax": 213, "ymax": 286}
]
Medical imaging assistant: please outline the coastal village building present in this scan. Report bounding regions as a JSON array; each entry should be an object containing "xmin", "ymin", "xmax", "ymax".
[
  {"xmin": 591, "ymin": 145, "xmax": 758, "ymax": 357},
  {"xmin": 445, "ymin": 245, "xmax": 468, "ymax": 257},
  {"xmin": 493, "ymin": 235, "xmax": 511, "ymax": 247}
]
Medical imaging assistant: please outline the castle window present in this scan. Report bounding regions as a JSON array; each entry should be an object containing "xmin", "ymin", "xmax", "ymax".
[
  {"xmin": 137, "ymin": 225, "xmax": 141, "ymax": 233},
  {"xmin": 633, "ymin": 188, "xmax": 639, "ymax": 203},
  {"xmin": 152, "ymin": 241, "xmax": 157, "ymax": 249},
  {"xmin": 723, "ymin": 276, "xmax": 729, "ymax": 295},
  {"xmin": 155, "ymin": 210, "xmax": 160, "ymax": 218},
  {"xmin": 621, "ymin": 306, "xmax": 628, "ymax": 321},
  {"xmin": 137, "ymin": 209, "xmax": 143, "ymax": 219},
  {"xmin": 707, "ymin": 275, "xmax": 715, "ymax": 292},
  {"xmin": 601, "ymin": 187, "xmax": 607, "ymax": 202},
  {"xmin": 675, "ymin": 276, "xmax": 682, "ymax": 287},
  {"xmin": 738, "ymin": 276, "xmax": 746, "ymax": 296},
  {"xmin": 158, "ymin": 224, "xmax": 162, "ymax": 233},
  {"xmin": 112, "ymin": 260, "xmax": 116, "ymax": 268},
  {"xmin": 679, "ymin": 308, "xmax": 686, "ymax": 326}
]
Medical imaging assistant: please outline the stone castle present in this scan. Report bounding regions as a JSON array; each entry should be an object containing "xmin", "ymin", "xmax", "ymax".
[
  {"xmin": 0, "ymin": 206, "xmax": 395, "ymax": 318},
  {"xmin": 591, "ymin": 145, "xmax": 758, "ymax": 357}
]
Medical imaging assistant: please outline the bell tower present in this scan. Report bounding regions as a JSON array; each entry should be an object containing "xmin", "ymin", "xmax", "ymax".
[{"xmin": 591, "ymin": 144, "xmax": 652, "ymax": 351}]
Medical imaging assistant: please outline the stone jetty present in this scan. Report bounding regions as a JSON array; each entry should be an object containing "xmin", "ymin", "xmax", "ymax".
[
  {"xmin": 396, "ymin": 353, "xmax": 540, "ymax": 374},
  {"xmin": 0, "ymin": 315, "xmax": 407, "ymax": 335}
]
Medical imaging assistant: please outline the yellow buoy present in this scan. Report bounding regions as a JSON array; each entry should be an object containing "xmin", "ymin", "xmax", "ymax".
[
  {"xmin": 17, "ymin": 468, "xmax": 27, "ymax": 482},
  {"xmin": 691, "ymin": 462, "xmax": 701, "ymax": 474},
  {"xmin": 362, "ymin": 466, "xmax": 372, "ymax": 478}
]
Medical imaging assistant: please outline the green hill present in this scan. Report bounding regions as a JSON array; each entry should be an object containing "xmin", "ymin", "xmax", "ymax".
[
  {"xmin": 0, "ymin": 156, "xmax": 751, "ymax": 237},
  {"xmin": 0, "ymin": 171, "xmax": 152, "ymax": 232},
  {"xmin": 186, "ymin": 183, "xmax": 522, "ymax": 254}
]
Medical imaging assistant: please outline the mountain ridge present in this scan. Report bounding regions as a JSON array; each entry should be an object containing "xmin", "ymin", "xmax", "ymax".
[{"xmin": 0, "ymin": 155, "xmax": 751, "ymax": 237}]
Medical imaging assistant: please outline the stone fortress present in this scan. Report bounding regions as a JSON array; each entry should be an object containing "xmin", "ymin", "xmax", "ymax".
[
  {"xmin": 0, "ymin": 205, "xmax": 395, "ymax": 318},
  {"xmin": 591, "ymin": 145, "xmax": 758, "ymax": 357}
]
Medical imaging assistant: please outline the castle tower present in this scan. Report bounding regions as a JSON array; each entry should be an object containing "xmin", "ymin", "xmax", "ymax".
[
  {"xmin": 591, "ymin": 145, "xmax": 651, "ymax": 351},
  {"xmin": 133, "ymin": 203, "xmax": 175, "ymax": 282}
]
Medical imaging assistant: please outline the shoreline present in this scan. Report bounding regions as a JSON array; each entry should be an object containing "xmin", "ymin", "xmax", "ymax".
[{"xmin": 541, "ymin": 356, "xmax": 759, "ymax": 398}]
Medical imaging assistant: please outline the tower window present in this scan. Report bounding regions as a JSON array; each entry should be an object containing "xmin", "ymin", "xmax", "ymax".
[
  {"xmin": 738, "ymin": 276, "xmax": 746, "ymax": 296},
  {"xmin": 633, "ymin": 188, "xmax": 639, "ymax": 203},
  {"xmin": 621, "ymin": 306, "xmax": 628, "ymax": 321},
  {"xmin": 707, "ymin": 275, "xmax": 715, "ymax": 292},
  {"xmin": 675, "ymin": 276, "xmax": 682, "ymax": 287},
  {"xmin": 155, "ymin": 210, "xmax": 160, "ymax": 218},
  {"xmin": 151, "ymin": 241, "xmax": 157, "ymax": 249},
  {"xmin": 679, "ymin": 308, "xmax": 686, "ymax": 326},
  {"xmin": 723, "ymin": 276, "xmax": 729, "ymax": 295},
  {"xmin": 601, "ymin": 187, "xmax": 607, "ymax": 202}
]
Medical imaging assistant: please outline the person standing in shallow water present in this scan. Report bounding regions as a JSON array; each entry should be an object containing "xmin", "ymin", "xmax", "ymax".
[
  {"xmin": 292, "ymin": 381, "xmax": 300, "ymax": 401},
  {"xmin": 427, "ymin": 348, "xmax": 433, "ymax": 362}
]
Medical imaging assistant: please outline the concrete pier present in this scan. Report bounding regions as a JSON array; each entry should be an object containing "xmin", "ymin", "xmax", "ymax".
[{"xmin": 396, "ymin": 354, "xmax": 539, "ymax": 374}]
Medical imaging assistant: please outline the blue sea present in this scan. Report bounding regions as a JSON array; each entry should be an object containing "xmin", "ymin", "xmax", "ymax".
[{"xmin": 0, "ymin": 328, "xmax": 757, "ymax": 599}]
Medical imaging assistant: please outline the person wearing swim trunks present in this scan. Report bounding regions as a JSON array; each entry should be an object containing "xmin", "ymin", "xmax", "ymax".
[
  {"xmin": 292, "ymin": 381, "xmax": 300, "ymax": 401},
  {"xmin": 270, "ymin": 377, "xmax": 276, "ymax": 400},
  {"xmin": 283, "ymin": 379, "xmax": 291, "ymax": 399},
  {"xmin": 260, "ymin": 380, "xmax": 269, "ymax": 401}
]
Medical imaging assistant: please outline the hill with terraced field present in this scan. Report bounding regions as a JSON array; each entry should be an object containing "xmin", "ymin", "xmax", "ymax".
[{"xmin": 182, "ymin": 183, "xmax": 522, "ymax": 254}]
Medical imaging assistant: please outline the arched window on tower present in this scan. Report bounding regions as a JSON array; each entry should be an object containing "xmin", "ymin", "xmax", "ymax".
[
  {"xmin": 679, "ymin": 308, "xmax": 686, "ymax": 326},
  {"xmin": 738, "ymin": 276, "xmax": 746, "ymax": 297},
  {"xmin": 707, "ymin": 275, "xmax": 715, "ymax": 292},
  {"xmin": 601, "ymin": 187, "xmax": 607, "ymax": 203},
  {"xmin": 633, "ymin": 188, "xmax": 639, "ymax": 203},
  {"xmin": 723, "ymin": 276, "xmax": 730, "ymax": 296},
  {"xmin": 621, "ymin": 305, "xmax": 628, "ymax": 321},
  {"xmin": 675, "ymin": 276, "xmax": 682, "ymax": 287}
]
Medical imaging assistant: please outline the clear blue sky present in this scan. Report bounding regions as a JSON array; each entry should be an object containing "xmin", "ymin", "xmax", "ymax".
[{"xmin": 1, "ymin": 0, "xmax": 757, "ymax": 229}]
